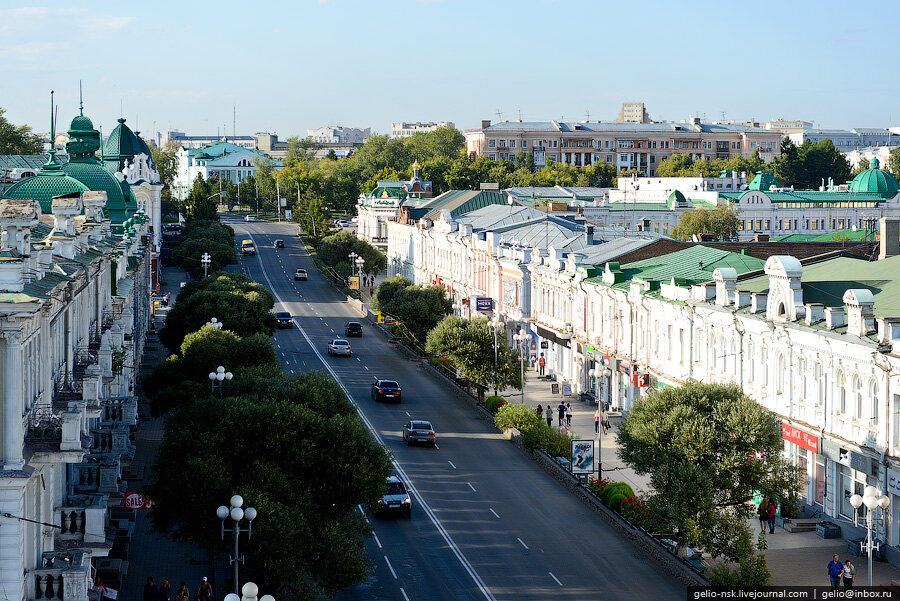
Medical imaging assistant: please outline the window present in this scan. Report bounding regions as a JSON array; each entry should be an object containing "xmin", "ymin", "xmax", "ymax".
[
  {"xmin": 488, "ymin": 153, "xmax": 496, "ymax": 161},
  {"xmin": 839, "ymin": 371, "xmax": 847, "ymax": 413},
  {"xmin": 765, "ymin": 219, "xmax": 771, "ymax": 230},
  {"xmin": 488, "ymin": 139, "xmax": 496, "ymax": 148},
  {"xmin": 509, "ymin": 139, "xmax": 516, "ymax": 148},
  {"xmin": 871, "ymin": 380, "xmax": 879, "ymax": 424},
  {"xmin": 747, "ymin": 342, "xmax": 755, "ymax": 381},
  {"xmin": 498, "ymin": 139, "xmax": 506, "ymax": 147},
  {"xmin": 521, "ymin": 140, "xmax": 528, "ymax": 148},
  {"xmin": 692, "ymin": 142, "xmax": 699, "ymax": 149},
  {"xmin": 674, "ymin": 141, "xmax": 681, "ymax": 149},
  {"xmin": 776, "ymin": 353, "xmax": 785, "ymax": 394},
  {"xmin": 798, "ymin": 358, "xmax": 807, "ymax": 398},
  {"xmin": 854, "ymin": 375, "xmax": 863, "ymax": 418},
  {"xmin": 815, "ymin": 363, "xmax": 825, "ymax": 406}
]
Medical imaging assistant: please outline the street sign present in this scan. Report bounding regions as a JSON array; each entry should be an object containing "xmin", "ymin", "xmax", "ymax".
[
  {"xmin": 123, "ymin": 492, "xmax": 154, "ymax": 510},
  {"xmin": 562, "ymin": 382, "xmax": 572, "ymax": 397},
  {"xmin": 284, "ymin": 210, "xmax": 292, "ymax": 220},
  {"xmin": 475, "ymin": 297, "xmax": 493, "ymax": 312}
]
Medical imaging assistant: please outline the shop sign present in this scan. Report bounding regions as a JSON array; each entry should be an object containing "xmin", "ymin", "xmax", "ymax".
[
  {"xmin": 475, "ymin": 297, "xmax": 494, "ymax": 312},
  {"xmin": 617, "ymin": 359, "xmax": 632, "ymax": 375},
  {"xmin": 562, "ymin": 382, "xmax": 572, "ymax": 397},
  {"xmin": 821, "ymin": 439, "xmax": 872, "ymax": 474},
  {"xmin": 585, "ymin": 344, "xmax": 594, "ymax": 355},
  {"xmin": 781, "ymin": 422, "xmax": 819, "ymax": 453},
  {"xmin": 124, "ymin": 492, "xmax": 154, "ymax": 510},
  {"xmin": 887, "ymin": 468, "xmax": 900, "ymax": 497}
]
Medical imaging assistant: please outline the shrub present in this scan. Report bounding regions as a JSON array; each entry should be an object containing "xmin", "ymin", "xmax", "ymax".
[
  {"xmin": 522, "ymin": 423, "xmax": 574, "ymax": 459},
  {"xmin": 619, "ymin": 496, "xmax": 659, "ymax": 531},
  {"xmin": 585, "ymin": 476, "xmax": 611, "ymax": 497},
  {"xmin": 608, "ymin": 494, "xmax": 627, "ymax": 512},
  {"xmin": 600, "ymin": 482, "xmax": 635, "ymax": 506},
  {"xmin": 709, "ymin": 555, "xmax": 770, "ymax": 586},
  {"xmin": 495, "ymin": 403, "xmax": 543, "ymax": 433},
  {"xmin": 485, "ymin": 396, "xmax": 506, "ymax": 414}
]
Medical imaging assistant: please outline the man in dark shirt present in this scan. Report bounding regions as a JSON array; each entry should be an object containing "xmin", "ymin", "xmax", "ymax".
[
  {"xmin": 143, "ymin": 577, "xmax": 159, "ymax": 601},
  {"xmin": 827, "ymin": 554, "xmax": 844, "ymax": 590},
  {"xmin": 557, "ymin": 402, "xmax": 566, "ymax": 427}
]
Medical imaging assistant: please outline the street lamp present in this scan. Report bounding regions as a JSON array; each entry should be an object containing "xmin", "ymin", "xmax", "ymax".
[
  {"xmin": 348, "ymin": 252, "xmax": 358, "ymax": 288},
  {"xmin": 217, "ymin": 495, "xmax": 258, "ymax": 595},
  {"xmin": 208, "ymin": 365, "xmax": 233, "ymax": 393},
  {"xmin": 849, "ymin": 486, "xmax": 891, "ymax": 586},
  {"xmin": 513, "ymin": 331, "xmax": 529, "ymax": 404},
  {"xmin": 201, "ymin": 252, "xmax": 211, "ymax": 278},
  {"xmin": 488, "ymin": 316, "xmax": 503, "ymax": 397},
  {"xmin": 206, "ymin": 317, "xmax": 223, "ymax": 329},
  {"xmin": 355, "ymin": 255, "xmax": 365, "ymax": 292},
  {"xmin": 224, "ymin": 582, "xmax": 276, "ymax": 601}
]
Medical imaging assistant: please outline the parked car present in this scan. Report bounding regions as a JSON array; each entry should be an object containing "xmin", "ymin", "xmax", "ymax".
[
  {"xmin": 402, "ymin": 420, "xmax": 436, "ymax": 447},
  {"xmin": 275, "ymin": 311, "xmax": 293, "ymax": 328},
  {"xmin": 375, "ymin": 475, "xmax": 411, "ymax": 518},
  {"xmin": 327, "ymin": 339, "xmax": 352, "ymax": 357},
  {"xmin": 345, "ymin": 321, "xmax": 363, "ymax": 337},
  {"xmin": 371, "ymin": 379, "xmax": 401, "ymax": 403},
  {"xmin": 244, "ymin": 215, "xmax": 256, "ymax": 222},
  {"xmin": 274, "ymin": 239, "xmax": 284, "ymax": 248},
  {"xmin": 294, "ymin": 269, "xmax": 308, "ymax": 281}
]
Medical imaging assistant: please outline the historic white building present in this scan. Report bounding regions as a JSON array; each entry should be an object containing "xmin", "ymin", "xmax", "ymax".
[{"xmin": 172, "ymin": 141, "xmax": 281, "ymax": 200}]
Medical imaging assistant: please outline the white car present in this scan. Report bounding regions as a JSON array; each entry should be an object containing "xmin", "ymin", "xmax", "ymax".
[
  {"xmin": 244, "ymin": 215, "xmax": 256, "ymax": 222},
  {"xmin": 327, "ymin": 339, "xmax": 352, "ymax": 357}
]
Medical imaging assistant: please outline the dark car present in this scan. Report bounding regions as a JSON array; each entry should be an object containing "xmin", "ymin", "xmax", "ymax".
[
  {"xmin": 274, "ymin": 239, "xmax": 284, "ymax": 248},
  {"xmin": 375, "ymin": 475, "xmax": 411, "ymax": 518},
  {"xmin": 275, "ymin": 311, "xmax": 293, "ymax": 328},
  {"xmin": 403, "ymin": 420, "xmax": 436, "ymax": 447},
  {"xmin": 371, "ymin": 379, "xmax": 401, "ymax": 403},
  {"xmin": 345, "ymin": 321, "xmax": 363, "ymax": 337}
]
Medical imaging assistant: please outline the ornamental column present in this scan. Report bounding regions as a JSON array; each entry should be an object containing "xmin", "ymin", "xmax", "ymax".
[{"xmin": 2, "ymin": 332, "xmax": 25, "ymax": 470}]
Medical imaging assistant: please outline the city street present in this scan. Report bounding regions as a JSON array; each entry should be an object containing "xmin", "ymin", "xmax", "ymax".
[{"xmin": 228, "ymin": 216, "xmax": 684, "ymax": 601}]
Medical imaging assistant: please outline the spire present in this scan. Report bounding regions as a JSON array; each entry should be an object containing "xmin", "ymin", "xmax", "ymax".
[
  {"xmin": 79, "ymin": 80, "xmax": 84, "ymax": 116},
  {"xmin": 41, "ymin": 90, "xmax": 63, "ymax": 172}
]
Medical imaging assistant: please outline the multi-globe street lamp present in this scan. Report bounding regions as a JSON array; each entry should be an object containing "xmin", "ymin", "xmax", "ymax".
[
  {"xmin": 513, "ymin": 331, "xmax": 530, "ymax": 404},
  {"xmin": 206, "ymin": 317, "xmax": 223, "ymax": 329},
  {"xmin": 208, "ymin": 365, "xmax": 233, "ymax": 393},
  {"xmin": 201, "ymin": 252, "xmax": 211, "ymax": 278},
  {"xmin": 488, "ymin": 316, "xmax": 503, "ymax": 397},
  {"xmin": 849, "ymin": 486, "xmax": 891, "ymax": 586},
  {"xmin": 355, "ymin": 255, "xmax": 365, "ymax": 291},
  {"xmin": 217, "ymin": 495, "xmax": 258, "ymax": 595},
  {"xmin": 224, "ymin": 582, "xmax": 275, "ymax": 601}
]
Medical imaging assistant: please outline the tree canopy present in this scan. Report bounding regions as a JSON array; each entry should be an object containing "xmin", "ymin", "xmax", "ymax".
[
  {"xmin": 655, "ymin": 151, "xmax": 766, "ymax": 180},
  {"xmin": 317, "ymin": 230, "xmax": 386, "ymax": 277},
  {"xmin": 425, "ymin": 315, "xmax": 523, "ymax": 397},
  {"xmin": 182, "ymin": 174, "xmax": 220, "ymax": 221},
  {"xmin": 617, "ymin": 382, "xmax": 802, "ymax": 562},
  {"xmin": 771, "ymin": 138, "xmax": 851, "ymax": 189},
  {"xmin": 372, "ymin": 276, "xmax": 452, "ymax": 342},
  {"xmin": 670, "ymin": 204, "xmax": 741, "ymax": 241},
  {"xmin": 170, "ymin": 219, "xmax": 237, "ymax": 279},
  {"xmin": 0, "ymin": 107, "xmax": 42, "ymax": 155}
]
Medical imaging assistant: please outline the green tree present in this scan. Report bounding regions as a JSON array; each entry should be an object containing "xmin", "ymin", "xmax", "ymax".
[
  {"xmin": 617, "ymin": 382, "xmax": 802, "ymax": 562},
  {"xmin": 0, "ymin": 107, "xmax": 42, "ymax": 154},
  {"xmin": 889, "ymin": 147, "xmax": 900, "ymax": 181},
  {"xmin": 254, "ymin": 155, "xmax": 278, "ymax": 213},
  {"xmin": 182, "ymin": 174, "xmax": 219, "ymax": 221},
  {"xmin": 373, "ymin": 276, "xmax": 453, "ymax": 343},
  {"xmin": 851, "ymin": 157, "xmax": 870, "ymax": 178},
  {"xmin": 171, "ymin": 238, "xmax": 235, "ymax": 280},
  {"xmin": 425, "ymin": 315, "xmax": 523, "ymax": 398},
  {"xmin": 671, "ymin": 204, "xmax": 741, "ymax": 241},
  {"xmin": 146, "ymin": 375, "xmax": 392, "ymax": 599},
  {"xmin": 655, "ymin": 154, "xmax": 696, "ymax": 177},
  {"xmin": 799, "ymin": 139, "xmax": 850, "ymax": 188},
  {"xmin": 317, "ymin": 230, "xmax": 386, "ymax": 275}
]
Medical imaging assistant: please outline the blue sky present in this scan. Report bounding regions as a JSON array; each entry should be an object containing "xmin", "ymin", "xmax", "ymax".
[{"xmin": 2, "ymin": 0, "xmax": 898, "ymax": 141}]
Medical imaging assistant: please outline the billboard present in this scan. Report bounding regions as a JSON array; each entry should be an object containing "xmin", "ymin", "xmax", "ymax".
[
  {"xmin": 349, "ymin": 276, "xmax": 360, "ymax": 290},
  {"xmin": 570, "ymin": 440, "xmax": 595, "ymax": 474}
]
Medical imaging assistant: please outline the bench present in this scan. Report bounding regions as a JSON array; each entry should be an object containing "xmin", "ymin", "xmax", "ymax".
[{"xmin": 555, "ymin": 456, "xmax": 572, "ymax": 469}]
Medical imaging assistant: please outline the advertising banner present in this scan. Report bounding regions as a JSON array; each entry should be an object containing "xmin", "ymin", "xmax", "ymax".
[
  {"xmin": 123, "ymin": 492, "xmax": 154, "ymax": 510},
  {"xmin": 781, "ymin": 422, "xmax": 819, "ymax": 453},
  {"xmin": 349, "ymin": 276, "xmax": 360, "ymax": 290},
  {"xmin": 571, "ymin": 440, "xmax": 595, "ymax": 474}
]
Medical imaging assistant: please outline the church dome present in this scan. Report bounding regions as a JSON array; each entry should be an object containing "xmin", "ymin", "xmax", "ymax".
[
  {"xmin": 849, "ymin": 157, "xmax": 899, "ymax": 198},
  {"xmin": 103, "ymin": 118, "xmax": 153, "ymax": 172},
  {"xmin": 3, "ymin": 160, "xmax": 90, "ymax": 213}
]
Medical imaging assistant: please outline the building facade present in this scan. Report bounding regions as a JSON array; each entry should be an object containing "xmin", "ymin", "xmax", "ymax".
[
  {"xmin": 356, "ymin": 161, "xmax": 432, "ymax": 251},
  {"xmin": 390, "ymin": 122, "xmax": 455, "ymax": 138},
  {"xmin": 306, "ymin": 126, "xmax": 371, "ymax": 145},
  {"xmin": 172, "ymin": 141, "xmax": 282, "ymax": 200},
  {"xmin": 788, "ymin": 128, "xmax": 900, "ymax": 154}
]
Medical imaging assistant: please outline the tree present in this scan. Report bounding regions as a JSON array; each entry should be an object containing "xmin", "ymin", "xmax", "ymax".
[
  {"xmin": 425, "ymin": 315, "xmax": 523, "ymax": 398},
  {"xmin": 372, "ymin": 276, "xmax": 452, "ymax": 343},
  {"xmin": 182, "ymin": 174, "xmax": 218, "ymax": 221},
  {"xmin": 317, "ymin": 230, "xmax": 386, "ymax": 275},
  {"xmin": 0, "ymin": 107, "xmax": 42, "ymax": 154},
  {"xmin": 171, "ymin": 238, "xmax": 236, "ymax": 280},
  {"xmin": 799, "ymin": 139, "xmax": 850, "ymax": 188},
  {"xmin": 617, "ymin": 382, "xmax": 802, "ymax": 562},
  {"xmin": 889, "ymin": 147, "xmax": 900, "ymax": 181},
  {"xmin": 851, "ymin": 157, "xmax": 870, "ymax": 178},
  {"xmin": 150, "ymin": 141, "xmax": 180, "ymax": 190},
  {"xmin": 671, "ymin": 204, "xmax": 741, "ymax": 241},
  {"xmin": 146, "ymin": 373, "xmax": 393, "ymax": 599}
]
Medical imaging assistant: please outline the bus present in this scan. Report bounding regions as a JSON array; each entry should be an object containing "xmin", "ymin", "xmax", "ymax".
[{"xmin": 241, "ymin": 240, "xmax": 256, "ymax": 256}]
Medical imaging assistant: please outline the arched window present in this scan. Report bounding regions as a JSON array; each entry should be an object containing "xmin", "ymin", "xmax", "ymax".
[
  {"xmin": 838, "ymin": 371, "xmax": 847, "ymax": 413},
  {"xmin": 870, "ymin": 380, "xmax": 879, "ymax": 424},
  {"xmin": 815, "ymin": 362, "xmax": 825, "ymax": 406},
  {"xmin": 854, "ymin": 375, "xmax": 863, "ymax": 418},
  {"xmin": 747, "ymin": 342, "xmax": 756, "ymax": 382},
  {"xmin": 776, "ymin": 353, "xmax": 785, "ymax": 394}
]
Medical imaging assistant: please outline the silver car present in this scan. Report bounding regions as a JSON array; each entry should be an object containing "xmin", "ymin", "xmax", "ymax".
[
  {"xmin": 376, "ymin": 475, "xmax": 411, "ymax": 518},
  {"xmin": 403, "ymin": 420, "xmax": 436, "ymax": 447},
  {"xmin": 327, "ymin": 339, "xmax": 352, "ymax": 357}
]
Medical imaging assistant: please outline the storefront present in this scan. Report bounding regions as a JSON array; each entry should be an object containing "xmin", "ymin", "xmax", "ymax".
[
  {"xmin": 820, "ymin": 439, "xmax": 879, "ymax": 528},
  {"xmin": 781, "ymin": 422, "xmax": 819, "ymax": 506},
  {"xmin": 887, "ymin": 468, "xmax": 900, "ymax": 546}
]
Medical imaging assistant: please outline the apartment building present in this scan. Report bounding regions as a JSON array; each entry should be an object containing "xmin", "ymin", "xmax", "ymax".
[{"xmin": 390, "ymin": 121, "xmax": 455, "ymax": 138}]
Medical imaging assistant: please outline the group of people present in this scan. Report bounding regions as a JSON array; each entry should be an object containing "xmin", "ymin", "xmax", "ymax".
[
  {"xmin": 826, "ymin": 554, "xmax": 857, "ymax": 588},
  {"xmin": 536, "ymin": 402, "xmax": 573, "ymax": 429},
  {"xmin": 756, "ymin": 498, "xmax": 778, "ymax": 535},
  {"xmin": 594, "ymin": 407, "xmax": 610, "ymax": 435},
  {"xmin": 143, "ymin": 577, "xmax": 213, "ymax": 601}
]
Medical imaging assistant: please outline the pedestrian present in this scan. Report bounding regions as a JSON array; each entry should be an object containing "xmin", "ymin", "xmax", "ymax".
[
  {"xmin": 143, "ymin": 578, "xmax": 159, "ymax": 601},
  {"xmin": 159, "ymin": 580, "xmax": 172, "ymax": 601},
  {"xmin": 766, "ymin": 499, "xmax": 777, "ymax": 534},
  {"xmin": 538, "ymin": 353, "xmax": 546, "ymax": 376},
  {"xmin": 536, "ymin": 405, "xmax": 544, "ymax": 419},
  {"xmin": 594, "ymin": 408, "xmax": 600, "ymax": 434},
  {"xmin": 546, "ymin": 405, "xmax": 553, "ymax": 428},
  {"xmin": 557, "ymin": 402, "xmax": 566, "ymax": 427},
  {"xmin": 196, "ymin": 578, "xmax": 213, "ymax": 601},
  {"xmin": 827, "ymin": 554, "xmax": 844, "ymax": 590},
  {"xmin": 566, "ymin": 403, "xmax": 573, "ymax": 427},
  {"xmin": 174, "ymin": 583, "xmax": 190, "ymax": 601},
  {"xmin": 600, "ymin": 406, "xmax": 609, "ymax": 435},
  {"xmin": 757, "ymin": 499, "xmax": 768, "ymax": 534},
  {"xmin": 842, "ymin": 558, "xmax": 855, "ymax": 587}
]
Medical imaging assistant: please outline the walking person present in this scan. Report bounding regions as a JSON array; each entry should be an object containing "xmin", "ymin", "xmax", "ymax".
[
  {"xmin": 827, "ymin": 554, "xmax": 844, "ymax": 590},
  {"xmin": 536, "ymin": 404, "xmax": 543, "ymax": 419},
  {"xmin": 557, "ymin": 402, "xmax": 566, "ymax": 427},
  {"xmin": 538, "ymin": 353, "xmax": 546, "ymax": 376},
  {"xmin": 842, "ymin": 558, "xmax": 856, "ymax": 587},
  {"xmin": 174, "ymin": 583, "xmax": 190, "ymax": 601},
  {"xmin": 766, "ymin": 499, "xmax": 777, "ymax": 534},
  {"xmin": 545, "ymin": 405, "xmax": 553, "ymax": 428},
  {"xmin": 600, "ymin": 406, "xmax": 609, "ymax": 435},
  {"xmin": 143, "ymin": 578, "xmax": 159, "ymax": 601},
  {"xmin": 565, "ymin": 403, "xmax": 573, "ymax": 428},
  {"xmin": 159, "ymin": 580, "xmax": 172, "ymax": 601},
  {"xmin": 196, "ymin": 578, "xmax": 213, "ymax": 601},
  {"xmin": 594, "ymin": 408, "xmax": 600, "ymax": 434},
  {"xmin": 757, "ymin": 499, "xmax": 768, "ymax": 534}
]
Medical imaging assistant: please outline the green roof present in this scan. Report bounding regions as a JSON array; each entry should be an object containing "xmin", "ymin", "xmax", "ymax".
[
  {"xmin": 3, "ymin": 159, "xmax": 90, "ymax": 213},
  {"xmin": 849, "ymin": 158, "xmax": 899, "ymax": 198},
  {"xmin": 103, "ymin": 118, "xmax": 152, "ymax": 172},
  {"xmin": 417, "ymin": 189, "xmax": 510, "ymax": 220},
  {"xmin": 748, "ymin": 170, "xmax": 781, "ymax": 191},
  {"xmin": 738, "ymin": 254, "xmax": 900, "ymax": 318},
  {"xmin": 721, "ymin": 189, "xmax": 885, "ymax": 204},
  {"xmin": 771, "ymin": 229, "xmax": 876, "ymax": 242}
]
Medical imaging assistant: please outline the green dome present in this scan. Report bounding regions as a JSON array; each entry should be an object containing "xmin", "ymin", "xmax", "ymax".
[
  {"xmin": 849, "ymin": 162, "xmax": 899, "ymax": 198},
  {"xmin": 4, "ymin": 163, "xmax": 90, "ymax": 213},
  {"xmin": 64, "ymin": 161, "xmax": 129, "ymax": 221},
  {"xmin": 68, "ymin": 114, "xmax": 95, "ymax": 133},
  {"xmin": 667, "ymin": 189, "xmax": 687, "ymax": 205},
  {"xmin": 102, "ymin": 118, "xmax": 153, "ymax": 172}
]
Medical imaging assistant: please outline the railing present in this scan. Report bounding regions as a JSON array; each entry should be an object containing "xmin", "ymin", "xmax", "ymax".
[
  {"xmin": 24, "ymin": 405, "xmax": 62, "ymax": 442},
  {"xmin": 27, "ymin": 551, "xmax": 91, "ymax": 601}
]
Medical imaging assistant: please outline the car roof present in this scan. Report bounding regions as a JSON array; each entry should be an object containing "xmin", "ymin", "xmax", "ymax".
[
  {"xmin": 346, "ymin": 321, "xmax": 361, "ymax": 325},
  {"xmin": 386, "ymin": 475, "xmax": 402, "ymax": 484},
  {"xmin": 296, "ymin": 268, "xmax": 307, "ymax": 271},
  {"xmin": 332, "ymin": 339, "xmax": 349, "ymax": 344},
  {"xmin": 377, "ymin": 379, "xmax": 399, "ymax": 387}
]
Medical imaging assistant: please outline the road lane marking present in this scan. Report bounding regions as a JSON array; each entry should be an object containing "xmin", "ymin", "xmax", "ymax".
[
  {"xmin": 434, "ymin": 443, "xmax": 439, "ymax": 449},
  {"xmin": 467, "ymin": 482, "xmax": 476, "ymax": 492},
  {"xmin": 448, "ymin": 461, "xmax": 456, "ymax": 469},
  {"xmin": 400, "ymin": 588, "xmax": 410, "ymax": 601},
  {"xmin": 245, "ymin": 231, "xmax": 497, "ymax": 601},
  {"xmin": 517, "ymin": 538, "xmax": 529, "ymax": 550},
  {"xmin": 405, "ymin": 411, "xmax": 410, "ymax": 417},
  {"xmin": 364, "ymin": 366, "xmax": 369, "ymax": 371},
  {"xmin": 373, "ymin": 533, "xmax": 382, "ymax": 549},
  {"xmin": 384, "ymin": 556, "xmax": 397, "ymax": 579},
  {"xmin": 489, "ymin": 508, "xmax": 500, "ymax": 519},
  {"xmin": 549, "ymin": 572, "xmax": 563, "ymax": 586}
]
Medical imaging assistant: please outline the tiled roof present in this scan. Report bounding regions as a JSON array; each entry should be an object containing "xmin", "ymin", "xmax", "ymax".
[
  {"xmin": 419, "ymin": 190, "xmax": 510, "ymax": 220},
  {"xmin": 617, "ymin": 245, "xmax": 766, "ymax": 284},
  {"xmin": 21, "ymin": 271, "xmax": 70, "ymax": 300}
]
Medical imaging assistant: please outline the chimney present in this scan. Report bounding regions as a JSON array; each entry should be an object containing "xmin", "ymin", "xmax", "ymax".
[
  {"xmin": 879, "ymin": 217, "xmax": 899, "ymax": 260},
  {"xmin": 713, "ymin": 267, "xmax": 737, "ymax": 306},
  {"xmin": 481, "ymin": 120, "xmax": 492, "ymax": 129},
  {"xmin": 51, "ymin": 193, "xmax": 82, "ymax": 237},
  {"xmin": 750, "ymin": 292, "xmax": 767, "ymax": 314},
  {"xmin": 843, "ymin": 289, "xmax": 876, "ymax": 337},
  {"xmin": 585, "ymin": 225, "xmax": 594, "ymax": 245},
  {"xmin": 804, "ymin": 303, "xmax": 825, "ymax": 325},
  {"xmin": 825, "ymin": 306, "xmax": 846, "ymax": 330}
]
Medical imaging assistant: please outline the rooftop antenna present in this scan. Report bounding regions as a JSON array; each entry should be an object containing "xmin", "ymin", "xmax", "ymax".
[
  {"xmin": 517, "ymin": 109, "xmax": 523, "ymax": 121},
  {"xmin": 78, "ymin": 80, "xmax": 84, "ymax": 116},
  {"xmin": 720, "ymin": 110, "xmax": 726, "ymax": 122},
  {"xmin": 233, "ymin": 104, "xmax": 236, "ymax": 140},
  {"xmin": 120, "ymin": 98, "xmax": 123, "ymax": 118},
  {"xmin": 495, "ymin": 108, "xmax": 503, "ymax": 121},
  {"xmin": 585, "ymin": 109, "xmax": 591, "ymax": 121}
]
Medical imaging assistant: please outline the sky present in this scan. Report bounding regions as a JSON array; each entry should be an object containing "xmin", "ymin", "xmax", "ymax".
[{"xmin": 2, "ymin": 0, "xmax": 899, "ymax": 142}]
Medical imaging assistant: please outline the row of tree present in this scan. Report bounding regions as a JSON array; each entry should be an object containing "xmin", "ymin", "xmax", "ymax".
[
  {"xmin": 145, "ymin": 270, "xmax": 392, "ymax": 599},
  {"xmin": 170, "ymin": 219, "xmax": 237, "ymax": 279}
]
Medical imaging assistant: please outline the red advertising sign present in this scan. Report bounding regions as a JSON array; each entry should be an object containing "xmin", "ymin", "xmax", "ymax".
[
  {"xmin": 782, "ymin": 422, "xmax": 819, "ymax": 453},
  {"xmin": 123, "ymin": 493, "xmax": 154, "ymax": 510}
]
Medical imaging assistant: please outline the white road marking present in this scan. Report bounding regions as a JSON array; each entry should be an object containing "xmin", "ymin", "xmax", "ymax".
[
  {"xmin": 448, "ymin": 461, "xmax": 456, "ymax": 469},
  {"xmin": 517, "ymin": 537, "xmax": 529, "ymax": 550},
  {"xmin": 373, "ymin": 533, "xmax": 382, "ymax": 549},
  {"xmin": 434, "ymin": 443, "xmax": 439, "ymax": 449},
  {"xmin": 246, "ymin": 230, "xmax": 497, "ymax": 601},
  {"xmin": 467, "ymin": 482, "xmax": 476, "ymax": 492},
  {"xmin": 364, "ymin": 366, "xmax": 369, "ymax": 371},
  {"xmin": 384, "ymin": 556, "xmax": 397, "ymax": 579},
  {"xmin": 400, "ymin": 588, "xmax": 410, "ymax": 601},
  {"xmin": 489, "ymin": 508, "xmax": 500, "ymax": 519},
  {"xmin": 549, "ymin": 572, "xmax": 563, "ymax": 586},
  {"xmin": 405, "ymin": 411, "xmax": 410, "ymax": 417}
]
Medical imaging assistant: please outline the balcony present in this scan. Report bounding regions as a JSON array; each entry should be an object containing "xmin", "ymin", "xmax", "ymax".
[
  {"xmin": 26, "ymin": 551, "xmax": 93, "ymax": 601},
  {"xmin": 56, "ymin": 495, "xmax": 112, "ymax": 557},
  {"xmin": 25, "ymin": 407, "xmax": 86, "ymax": 464},
  {"xmin": 70, "ymin": 456, "xmax": 121, "ymax": 496}
]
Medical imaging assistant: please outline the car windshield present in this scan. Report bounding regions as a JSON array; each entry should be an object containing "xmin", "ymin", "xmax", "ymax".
[
  {"xmin": 296, "ymin": 269, "xmax": 306, "ymax": 273},
  {"xmin": 276, "ymin": 312, "xmax": 290, "ymax": 318},
  {"xmin": 332, "ymin": 340, "xmax": 349, "ymax": 346},
  {"xmin": 411, "ymin": 422, "xmax": 432, "ymax": 430},
  {"xmin": 386, "ymin": 482, "xmax": 406, "ymax": 495},
  {"xmin": 347, "ymin": 322, "xmax": 361, "ymax": 327},
  {"xmin": 379, "ymin": 381, "xmax": 399, "ymax": 389}
]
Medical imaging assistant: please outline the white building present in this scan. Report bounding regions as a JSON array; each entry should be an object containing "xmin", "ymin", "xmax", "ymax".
[
  {"xmin": 158, "ymin": 130, "xmax": 258, "ymax": 150},
  {"xmin": 788, "ymin": 128, "xmax": 900, "ymax": 153},
  {"xmin": 172, "ymin": 141, "xmax": 282, "ymax": 200},
  {"xmin": 390, "ymin": 122, "xmax": 455, "ymax": 138},
  {"xmin": 306, "ymin": 126, "xmax": 371, "ymax": 145}
]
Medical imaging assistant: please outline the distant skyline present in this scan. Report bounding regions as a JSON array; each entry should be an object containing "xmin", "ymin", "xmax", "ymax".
[{"xmin": 2, "ymin": 0, "xmax": 899, "ymax": 142}]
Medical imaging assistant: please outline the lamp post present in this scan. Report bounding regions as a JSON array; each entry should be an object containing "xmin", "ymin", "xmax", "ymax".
[
  {"xmin": 217, "ymin": 495, "xmax": 258, "ymax": 595},
  {"xmin": 348, "ymin": 252, "xmax": 358, "ymax": 288},
  {"xmin": 224, "ymin": 582, "xmax": 275, "ymax": 601},
  {"xmin": 208, "ymin": 365, "xmax": 233, "ymax": 394},
  {"xmin": 201, "ymin": 252, "xmax": 211, "ymax": 278},
  {"xmin": 849, "ymin": 486, "xmax": 891, "ymax": 586},
  {"xmin": 355, "ymin": 255, "xmax": 365, "ymax": 292},
  {"xmin": 488, "ymin": 316, "xmax": 503, "ymax": 397},
  {"xmin": 205, "ymin": 317, "xmax": 223, "ymax": 329},
  {"xmin": 513, "ymin": 331, "xmax": 529, "ymax": 404}
]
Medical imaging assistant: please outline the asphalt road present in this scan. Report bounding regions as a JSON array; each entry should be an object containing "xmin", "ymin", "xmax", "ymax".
[{"xmin": 228, "ymin": 216, "xmax": 684, "ymax": 601}]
